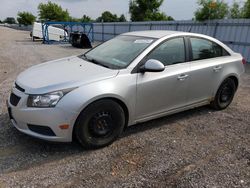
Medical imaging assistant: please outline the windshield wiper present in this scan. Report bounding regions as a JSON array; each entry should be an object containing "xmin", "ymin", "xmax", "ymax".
[
  {"xmin": 82, "ymin": 54, "xmax": 110, "ymax": 68},
  {"xmin": 90, "ymin": 58, "xmax": 110, "ymax": 68}
]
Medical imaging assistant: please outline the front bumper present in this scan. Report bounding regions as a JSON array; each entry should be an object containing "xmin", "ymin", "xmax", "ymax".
[{"xmin": 7, "ymin": 87, "xmax": 78, "ymax": 142}]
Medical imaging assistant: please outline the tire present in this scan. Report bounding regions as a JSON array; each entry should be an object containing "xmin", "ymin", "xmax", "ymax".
[
  {"xmin": 210, "ymin": 78, "xmax": 236, "ymax": 110},
  {"xmin": 75, "ymin": 99, "xmax": 125, "ymax": 149}
]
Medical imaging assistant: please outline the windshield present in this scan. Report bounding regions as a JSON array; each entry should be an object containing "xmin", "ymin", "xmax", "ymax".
[{"xmin": 82, "ymin": 35, "xmax": 155, "ymax": 69}]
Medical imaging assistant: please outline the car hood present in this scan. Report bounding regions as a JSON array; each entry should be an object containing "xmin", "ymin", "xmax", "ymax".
[{"xmin": 16, "ymin": 56, "xmax": 119, "ymax": 94}]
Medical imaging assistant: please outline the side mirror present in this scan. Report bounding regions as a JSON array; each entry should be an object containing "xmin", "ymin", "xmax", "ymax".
[{"xmin": 140, "ymin": 59, "xmax": 165, "ymax": 73}]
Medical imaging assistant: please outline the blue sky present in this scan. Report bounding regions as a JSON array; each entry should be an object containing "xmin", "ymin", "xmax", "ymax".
[{"xmin": 0, "ymin": 0, "xmax": 246, "ymax": 21}]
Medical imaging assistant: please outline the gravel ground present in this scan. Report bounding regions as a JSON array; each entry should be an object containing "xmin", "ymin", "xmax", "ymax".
[{"xmin": 0, "ymin": 27, "xmax": 249, "ymax": 188}]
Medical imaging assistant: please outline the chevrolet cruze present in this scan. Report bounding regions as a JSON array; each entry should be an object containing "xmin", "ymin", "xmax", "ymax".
[{"xmin": 7, "ymin": 31, "xmax": 245, "ymax": 148}]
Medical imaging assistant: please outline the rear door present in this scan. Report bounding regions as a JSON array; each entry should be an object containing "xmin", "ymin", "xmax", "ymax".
[{"xmin": 187, "ymin": 37, "xmax": 231, "ymax": 104}]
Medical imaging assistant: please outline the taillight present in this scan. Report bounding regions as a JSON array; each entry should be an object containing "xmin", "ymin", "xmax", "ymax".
[{"xmin": 242, "ymin": 58, "xmax": 247, "ymax": 65}]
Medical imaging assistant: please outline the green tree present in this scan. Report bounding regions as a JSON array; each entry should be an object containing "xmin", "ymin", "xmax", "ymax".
[
  {"xmin": 148, "ymin": 12, "xmax": 174, "ymax": 21},
  {"xmin": 129, "ymin": 0, "xmax": 173, "ymax": 21},
  {"xmin": 242, "ymin": 0, "xmax": 250, "ymax": 18},
  {"xmin": 69, "ymin": 17, "xmax": 80, "ymax": 22},
  {"xmin": 38, "ymin": 1, "xmax": 70, "ymax": 21},
  {"xmin": 96, "ymin": 11, "xmax": 119, "ymax": 22},
  {"xmin": 118, "ymin": 14, "xmax": 127, "ymax": 22},
  {"xmin": 195, "ymin": 0, "xmax": 229, "ymax": 21},
  {"xmin": 0, "ymin": 20, "xmax": 2, "ymax": 23},
  {"xmin": 229, "ymin": 1, "xmax": 242, "ymax": 18},
  {"xmin": 17, "ymin": 11, "xmax": 36, "ymax": 25},
  {"xmin": 69, "ymin": 15, "xmax": 92, "ymax": 22},
  {"xmin": 3, "ymin": 17, "xmax": 16, "ymax": 24},
  {"xmin": 80, "ymin": 15, "xmax": 92, "ymax": 22}
]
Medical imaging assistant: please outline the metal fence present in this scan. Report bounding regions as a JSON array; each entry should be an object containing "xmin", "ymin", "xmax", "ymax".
[
  {"xmin": 2, "ymin": 24, "xmax": 32, "ymax": 31},
  {"xmin": 3, "ymin": 19, "xmax": 250, "ymax": 62},
  {"xmin": 93, "ymin": 19, "xmax": 250, "ymax": 62}
]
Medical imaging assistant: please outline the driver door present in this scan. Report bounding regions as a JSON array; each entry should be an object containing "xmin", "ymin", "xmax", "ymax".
[{"xmin": 135, "ymin": 37, "xmax": 191, "ymax": 120}]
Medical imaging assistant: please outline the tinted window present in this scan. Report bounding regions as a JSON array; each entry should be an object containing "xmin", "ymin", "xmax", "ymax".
[
  {"xmin": 146, "ymin": 38, "xmax": 185, "ymax": 66},
  {"xmin": 190, "ymin": 37, "xmax": 229, "ymax": 61}
]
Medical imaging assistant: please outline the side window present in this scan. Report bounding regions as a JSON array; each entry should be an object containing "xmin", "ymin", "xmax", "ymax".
[
  {"xmin": 190, "ymin": 37, "xmax": 229, "ymax": 61},
  {"xmin": 146, "ymin": 38, "xmax": 185, "ymax": 66}
]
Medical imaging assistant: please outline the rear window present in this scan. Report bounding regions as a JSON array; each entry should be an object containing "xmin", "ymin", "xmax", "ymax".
[{"xmin": 190, "ymin": 37, "xmax": 229, "ymax": 61}]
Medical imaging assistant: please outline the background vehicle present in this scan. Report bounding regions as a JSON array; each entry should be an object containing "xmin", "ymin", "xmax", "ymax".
[
  {"xmin": 31, "ymin": 22, "xmax": 67, "ymax": 41},
  {"xmin": 8, "ymin": 31, "xmax": 245, "ymax": 149}
]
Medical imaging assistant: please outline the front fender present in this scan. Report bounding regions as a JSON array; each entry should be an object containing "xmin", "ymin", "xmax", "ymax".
[{"xmin": 57, "ymin": 73, "xmax": 137, "ymax": 127}]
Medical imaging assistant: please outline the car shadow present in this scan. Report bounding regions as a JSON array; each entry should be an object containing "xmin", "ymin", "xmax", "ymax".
[
  {"xmin": 0, "ymin": 105, "xmax": 214, "ymax": 174},
  {"xmin": 58, "ymin": 44, "xmax": 85, "ymax": 49},
  {"xmin": 122, "ymin": 105, "xmax": 213, "ymax": 137}
]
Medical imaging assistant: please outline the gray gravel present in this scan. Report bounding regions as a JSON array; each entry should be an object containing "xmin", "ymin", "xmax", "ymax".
[{"xmin": 0, "ymin": 27, "xmax": 249, "ymax": 188}]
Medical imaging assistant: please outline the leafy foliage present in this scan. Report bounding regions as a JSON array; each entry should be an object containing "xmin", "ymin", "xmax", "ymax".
[
  {"xmin": 17, "ymin": 12, "xmax": 36, "ymax": 25},
  {"xmin": 242, "ymin": 0, "xmax": 250, "ymax": 18},
  {"xmin": 229, "ymin": 1, "xmax": 242, "ymax": 18},
  {"xmin": 69, "ymin": 15, "xmax": 92, "ymax": 22},
  {"xmin": 129, "ymin": 0, "xmax": 173, "ymax": 21},
  {"xmin": 38, "ymin": 1, "xmax": 70, "ymax": 21},
  {"xmin": 118, "ymin": 14, "xmax": 127, "ymax": 22},
  {"xmin": 96, "ymin": 11, "xmax": 127, "ymax": 22},
  {"xmin": 68, "ymin": 17, "xmax": 79, "ymax": 22},
  {"xmin": 195, "ymin": 0, "xmax": 229, "ymax": 21},
  {"xmin": 3, "ymin": 17, "xmax": 16, "ymax": 24},
  {"xmin": 80, "ymin": 15, "xmax": 92, "ymax": 22}
]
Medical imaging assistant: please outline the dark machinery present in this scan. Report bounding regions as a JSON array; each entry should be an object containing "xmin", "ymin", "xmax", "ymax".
[{"xmin": 69, "ymin": 32, "xmax": 92, "ymax": 48}]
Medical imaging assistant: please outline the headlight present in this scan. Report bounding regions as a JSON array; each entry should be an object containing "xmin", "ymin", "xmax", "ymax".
[{"xmin": 27, "ymin": 88, "xmax": 75, "ymax": 108}]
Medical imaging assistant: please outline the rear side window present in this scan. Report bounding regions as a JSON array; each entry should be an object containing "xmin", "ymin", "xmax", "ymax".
[
  {"xmin": 146, "ymin": 37, "xmax": 185, "ymax": 66},
  {"xmin": 190, "ymin": 37, "xmax": 229, "ymax": 61}
]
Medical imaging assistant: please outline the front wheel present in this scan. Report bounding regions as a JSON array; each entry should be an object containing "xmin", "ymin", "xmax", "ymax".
[
  {"xmin": 210, "ymin": 78, "xmax": 236, "ymax": 110},
  {"xmin": 74, "ymin": 99, "xmax": 125, "ymax": 149}
]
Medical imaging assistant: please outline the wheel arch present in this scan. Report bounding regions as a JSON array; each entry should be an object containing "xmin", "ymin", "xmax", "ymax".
[
  {"xmin": 210, "ymin": 74, "xmax": 239, "ymax": 110},
  {"xmin": 215, "ymin": 74, "xmax": 239, "ymax": 96},
  {"xmin": 72, "ymin": 96, "xmax": 130, "ymax": 139},
  {"xmin": 228, "ymin": 75, "xmax": 239, "ymax": 90}
]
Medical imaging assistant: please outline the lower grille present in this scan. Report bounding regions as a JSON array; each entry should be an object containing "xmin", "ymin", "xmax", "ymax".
[
  {"xmin": 10, "ymin": 93, "xmax": 21, "ymax": 106},
  {"xmin": 27, "ymin": 124, "xmax": 56, "ymax": 136}
]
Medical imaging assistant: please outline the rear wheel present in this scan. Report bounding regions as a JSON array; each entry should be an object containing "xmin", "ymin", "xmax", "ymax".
[
  {"xmin": 210, "ymin": 78, "xmax": 236, "ymax": 110},
  {"xmin": 75, "ymin": 99, "xmax": 125, "ymax": 149}
]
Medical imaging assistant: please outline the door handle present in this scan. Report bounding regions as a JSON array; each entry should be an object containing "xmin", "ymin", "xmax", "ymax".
[
  {"xmin": 177, "ymin": 74, "xmax": 189, "ymax": 81},
  {"xmin": 213, "ymin": 66, "xmax": 222, "ymax": 72}
]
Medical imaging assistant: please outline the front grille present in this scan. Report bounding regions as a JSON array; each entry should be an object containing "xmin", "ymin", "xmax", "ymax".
[
  {"xmin": 10, "ymin": 93, "xmax": 21, "ymax": 106},
  {"xmin": 15, "ymin": 83, "xmax": 25, "ymax": 92},
  {"xmin": 27, "ymin": 124, "xmax": 56, "ymax": 136}
]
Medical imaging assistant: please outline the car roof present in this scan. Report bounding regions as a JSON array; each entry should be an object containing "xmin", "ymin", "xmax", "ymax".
[
  {"xmin": 122, "ymin": 30, "xmax": 187, "ymax": 39},
  {"xmin": 121, "ymin": 30, "xmax": 234, "ymax": 55}
]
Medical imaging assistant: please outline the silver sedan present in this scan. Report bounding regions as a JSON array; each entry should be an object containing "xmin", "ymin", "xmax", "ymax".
[{"xmin": 7, "ymin": 30, "xmax": 245, "ymax": 148}]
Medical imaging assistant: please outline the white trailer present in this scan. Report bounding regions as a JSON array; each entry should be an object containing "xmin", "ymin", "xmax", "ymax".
[{"xmin": 31, "ymin": 22, "xmax": 67, "ymax": 41}]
